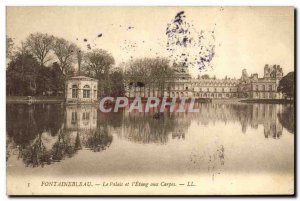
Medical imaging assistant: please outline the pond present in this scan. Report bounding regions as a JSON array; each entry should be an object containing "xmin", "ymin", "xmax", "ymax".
[{"xmin": 6, "ymin": 102, "xmax": 294, "ymax": 195}]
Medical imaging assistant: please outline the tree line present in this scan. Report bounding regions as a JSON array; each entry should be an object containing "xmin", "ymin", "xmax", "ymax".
[{"xmin": 6, "ymin": 33, "xmax": 175, "ymax": 97}]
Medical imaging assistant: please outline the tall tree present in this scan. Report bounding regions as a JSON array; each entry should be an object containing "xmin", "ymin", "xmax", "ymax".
[
  {"xmin": 83, "ymin": 49, "xmax": 115, "ymax": 78},
  {"xmin": 6, "ymin": 36, "xmax": 14, "ymax": 60},
  {"xmin": 52, "ymin": 37, "xmax": 78, "ymax": 76},
  {"xmin": 6, "ymin": 49, "xmax": 40, "ymax": 96},
  {"xmin": 277, "ymin": 72, "xmax": 294, "ymax": 99},
  {"xmin": 201, "ymin": 74, "xmax": 210, "ymax": 79},
  {"xmin": 109, "ymin": 68, "xmax": 126, "ymax": 97},
  {"xmin": 125, "ymin": 57, "xmax": 175, "ymax": 97},
  {"xmin": 150, "ymin": 58, "xmax": 175, "ymax": 97},
  {"xmin": 48, "ymin": 62, "xmax": 66, "ymax": 95},
  {"xmin": 125, "ymin": 58, "xmax": 151, "ymax": 97},
  {"xmin": 82, "ymin": 49, "xmax": 115, "ymax": 96},
  {"xmin": 25, "ymin": 33, "xmax": 54, "ymax": 67}
]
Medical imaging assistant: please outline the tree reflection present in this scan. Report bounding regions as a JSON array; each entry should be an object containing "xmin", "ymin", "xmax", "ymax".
[
  {"xmin": 6, "ymin": 102, "xmax": 294, "ymax": 168},
  {"xmin": 120, "ymin": 112, "xmax": 190, "ymax": 144},
  {"xmin": 277, "ymin": 104, "xmax": 294, "ymax": 134},
  {"xmin": 6, "ymin": 104, "xmax": 64, "ymax": 148},
  {"xmin": 6, "ymin": 104, "xmax": 113, "ymax": 167},
  {"xmin": 21, "ymin": 133, "xmax": 52, "ymax": 167},
  {"xmin": 85, "ymin": 127, "xmax": 113, "ymax": 152}
]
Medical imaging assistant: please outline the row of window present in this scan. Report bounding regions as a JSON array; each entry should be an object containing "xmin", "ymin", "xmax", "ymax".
[
  {"xmin": 172, "ymin": 86, "xmax": 237, "ymax": 91},
  {"xmin": 71, "ymin": 111, "xmax": 92, "ymax": 126},
  {"xmin": 71, "ymin": 111, "xmax": 97, "ymax": 123},
  {"xmin": 197, "ymin": 88, "xmax": 234, "ymax": 92},
  {"xmin": 253, "ymin": 92, "xmax": 277, "ymax": 99},
  {"xmin": 253, "ymin": 84, "xmax": 276, "ymax": 91},
  {"xmin": 72, "ymin": 89, "xmax": 97, "ymax": 98},
  {"xmin": 170, "ymin": 92, "xmax": 236, "ymax": 98},
  {"xmin": 71, "ymin": 112, "xmax": 90, "ymax": 122},
  {"xmin": 195, "ymin": 93, "xmax": 237, "ymax": 98},
  {"xmin": 128, "ymin": 85, "xmax": 236, "ymax": 92},
  {"xmin": 190, "ymin": 83, "xmax": 237, "ymax": 87}
]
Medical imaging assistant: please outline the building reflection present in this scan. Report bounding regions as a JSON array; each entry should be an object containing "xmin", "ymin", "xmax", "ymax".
[
  {"xmin": 252, "ymin": 104, "xmax": 283, "ymax": 139},
  {"xmin": 119, "ymin": 111, "xmax": 190, "ymax": 144},
  {"xmin": 6, "ymin": 104, "xmax": 113, "ymax": 167},
  {"xmin": 66, "ymin": 105, "xmax": 113, "ymax": 152},
  {"xmin": 190, "ymin": 103, "xmax": 286, "ymax": 139},
  {"xmin": 6, "ymin": 102, "xmax": 294, "ymax": 167}
]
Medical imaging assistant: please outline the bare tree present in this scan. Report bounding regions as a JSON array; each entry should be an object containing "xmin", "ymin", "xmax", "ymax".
[
  {"xmin": 127, "ymin": 58, "xmax": 156, "ymax": 97},
  {"xmin": 125, "ymin": 57, "xmax": 175, "ymax": 97},
  {"xmin": 83, "ymin": 49, "xmax": 115, "ymax": 78},
  {"xmin": 52, "ymin": 37, "xmax": 78, "ymax": 75},
  {"xmin": 150, "ymin": 58, "xmax": 175, "ymax": 97},
  {"xmin": 82, "ymin": 49, "xmax": 115, "ymax": 96},
  {"xmin": 25, "ymin": 33, "xmax": 54, "ymax": 67}
]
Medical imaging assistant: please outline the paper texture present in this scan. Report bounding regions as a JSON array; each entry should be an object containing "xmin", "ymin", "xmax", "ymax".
[{"xmin": 6, "ymin": 6, "xmax": 294, "ymax": 195}]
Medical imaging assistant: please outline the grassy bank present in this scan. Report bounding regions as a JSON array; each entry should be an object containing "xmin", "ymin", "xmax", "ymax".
[{"xmin": 7, "ymin": 96, "xmax": 65, "ymax": 103}]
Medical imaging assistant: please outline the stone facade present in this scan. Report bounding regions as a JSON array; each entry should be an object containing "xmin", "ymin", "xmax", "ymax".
[
  {"xmin": 238, "ymin": 64, "xmax": 283, "ymax": 99},
  {"xmin": 126, "ymin": 64, "xmax": 284, "ymax": 99},
  {"xmin": 65, "ymin": 76, "xmax": 98, "ymax": 103}
]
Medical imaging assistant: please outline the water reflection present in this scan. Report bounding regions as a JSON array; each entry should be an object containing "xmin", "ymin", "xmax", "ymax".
[
  {"xmin": 6, "ymin": 102, "xmax": 294, "ymax": 168},
  {"xmin": 6, "ymin": 104, "xmax": 113, "ymax": 167},
  {"xmin": 120, "ymin": 112, "xmax": 190, "ymax": 144},
  {"xmin": 277, "ymin": 105, "xmax": 294, "ymax": 134}
]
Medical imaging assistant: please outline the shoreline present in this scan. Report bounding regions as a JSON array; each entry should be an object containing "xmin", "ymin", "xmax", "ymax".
[
  {"xmin": 239, "ymin": 99, "xmax": 294, "ymax": 104},
  {"xmin": 6, "ymin": 96, "xmax": 64, "ymax": 104},
  {"xmin": 6, "ymin": 96, "xmax": 294, "ymax": 104}
]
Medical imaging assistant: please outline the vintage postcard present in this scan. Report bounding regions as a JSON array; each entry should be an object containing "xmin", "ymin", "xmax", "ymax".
[{"xmin": 6, "ymin": 6, "xmax": 294, "ymax": 195}]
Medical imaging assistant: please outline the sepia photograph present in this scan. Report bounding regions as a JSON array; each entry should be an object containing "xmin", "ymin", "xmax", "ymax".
[{"xmin": 5, "ymin": 6, "xmax": 295, "ymax": 195}]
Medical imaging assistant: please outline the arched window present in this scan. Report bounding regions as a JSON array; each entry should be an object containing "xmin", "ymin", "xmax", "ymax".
[
  {"xmin": 83, "ymin": 85, "xmax": 90, "ymax": 98},
  {"xmin": 72, "ymin": 85, "xmax": 78, "ymax": 98}
]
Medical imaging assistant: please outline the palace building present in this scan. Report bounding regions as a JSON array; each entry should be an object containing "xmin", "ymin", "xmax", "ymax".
[
  {"xmin": 126, "ymin": 64, "xmax": 284, "ymax": 100},
  {"xmin": 238, "ymin": 65, "xmax": 283, "ymax": 99}
]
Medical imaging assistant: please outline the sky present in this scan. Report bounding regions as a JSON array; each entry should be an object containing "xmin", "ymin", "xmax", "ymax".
[{"xmin": 6, "ymin": 6, "xmax": 294, "ymax": 78}]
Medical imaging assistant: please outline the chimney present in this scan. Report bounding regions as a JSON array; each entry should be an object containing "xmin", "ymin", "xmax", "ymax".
[{"xmin": 77, "ymin": 50, "xmax": 82, "ymax": 76}]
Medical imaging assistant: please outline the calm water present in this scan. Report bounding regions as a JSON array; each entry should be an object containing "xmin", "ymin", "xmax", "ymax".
[{"xmin": 7, "ymin": 102, "xmax": 294, "ymax": 179}]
